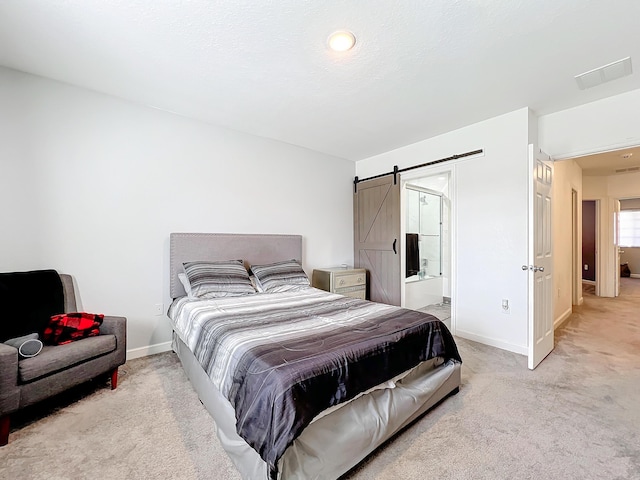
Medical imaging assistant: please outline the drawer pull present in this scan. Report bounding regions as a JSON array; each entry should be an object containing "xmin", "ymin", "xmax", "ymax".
[
  {"xmin": 340, "ymin": 279, "xmax": 345, "ymax": 285},
  {"xmin": 357, "ymin": 277, "xmax": 362, "ymax": 283}
]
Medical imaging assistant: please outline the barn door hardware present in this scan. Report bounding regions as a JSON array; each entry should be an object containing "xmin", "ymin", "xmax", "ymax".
[{"xmin": 353, "ymin": 148, "xmax": 483, "ymax": 192}]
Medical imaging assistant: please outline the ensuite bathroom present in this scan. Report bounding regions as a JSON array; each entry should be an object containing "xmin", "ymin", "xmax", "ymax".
[{"xmin": 403, "ymin": 173, "xmax": 451, "ymax": 329}]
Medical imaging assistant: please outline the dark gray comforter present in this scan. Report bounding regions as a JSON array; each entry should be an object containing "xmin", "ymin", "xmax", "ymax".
[{"xmin": 169, "ymin": 288, "xmax": 461, "ymax": 478}]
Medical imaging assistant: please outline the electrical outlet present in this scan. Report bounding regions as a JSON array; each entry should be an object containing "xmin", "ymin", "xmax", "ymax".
[
  {"xmin": 501, "ymin": 299, "xmax": 510, "ymax": 314},
  {"xmin": 154, "ymin": 303, "xmax": 164, "ymax": 316},
  {"xmin": 584, "ymin": 264, "xmax": 589, "ymax": 271}
]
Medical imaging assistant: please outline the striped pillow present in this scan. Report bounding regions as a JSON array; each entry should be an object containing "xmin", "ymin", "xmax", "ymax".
[
  {"xmin": 250, "ymin": 260, "xmax": 310, "ymax": 293},
  {"xmin": 182, "ymin": 260, "xmax": 255, "ymax": 298}
]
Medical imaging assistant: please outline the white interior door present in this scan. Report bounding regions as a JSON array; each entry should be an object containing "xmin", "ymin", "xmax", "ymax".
[{"xmin": 527, "ymin": 145, "xmax": 554, "ymax": 370}]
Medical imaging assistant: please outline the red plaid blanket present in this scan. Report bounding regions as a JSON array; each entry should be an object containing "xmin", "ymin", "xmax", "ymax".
[{"xmin": 43, "ymin": 312, "xmax": 104, "ymax": 345}]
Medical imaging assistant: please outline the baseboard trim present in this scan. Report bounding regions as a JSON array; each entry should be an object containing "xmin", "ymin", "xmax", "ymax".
[
  {"xmin": 554, "ymin": 307, "xmax": 573, "ymax": 330},
  {"xmin": 631, "ymin": 273, "xmax": 640, "ymax": 279},
  {"xmin": 126, "ymin": 341, "xmax": 173, "ymax": 360},
  {"xmin": 454, "ymin": 329, "xmax": 527, "ymax": 356},
  {"xmin": 582, "ymin": 279, "xmax": 596, "ymax": 285},
  {"xmin": 577, "ymin": 296, "xmax": 584, "ymax": 306}
]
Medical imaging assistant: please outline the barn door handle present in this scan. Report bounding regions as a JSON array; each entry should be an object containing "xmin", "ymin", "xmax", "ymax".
[{"xmin": 392, "ymin": 239, "xmax": 397, "ymax": 254}]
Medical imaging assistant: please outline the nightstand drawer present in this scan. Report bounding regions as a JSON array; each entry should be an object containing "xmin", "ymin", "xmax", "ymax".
[
  {"xmin": 340, "ymin": 288, "xmax": 366, "ymax": 300},
  {"xmin": 334, "ymin": 273, "xmax": 365, "ymax": 289},
  {"xmin": 312, "ymin": 267, "xmax": 367, "ymax": 300}
]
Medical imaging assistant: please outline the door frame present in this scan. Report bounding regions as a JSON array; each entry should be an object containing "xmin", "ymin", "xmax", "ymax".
[
  {"xmin": 594, "ymin": 199, "xmax": 601, "ymax": 297},
  {"xmin": 571, "ymin": 188, "xmax": 583, "ymax": 306},
  {"xmin": 400, "ymin": 165, "xmax": 457, "ymax": 333},
  {"xmin": 614, "ymin": 198, "xmax": 621, "ymax": 297},
  {"xmin": 596, "ymin": 199, "xmax": 601, "ymax": 296},
  {"xmin": 580, "ymin": 198, "xmax": 600, "ymax": 295},
  {"xmin": 615, "ymin": 196, "xmax": 640, "ymax": 295},
  {"xmin": 559, "ymin": 142, "xmax": 640, "ymax": 298}
]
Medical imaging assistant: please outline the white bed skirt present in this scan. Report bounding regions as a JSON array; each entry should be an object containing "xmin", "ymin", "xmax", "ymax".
[{"xmin": 173, "ymin": 333, "xmax": 461, "ymax": 480}]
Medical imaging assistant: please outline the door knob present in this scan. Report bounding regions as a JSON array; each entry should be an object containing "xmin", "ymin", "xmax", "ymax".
[{"xmin": 522, "ymin": 265, "xmax": 544, "ymax": 272}]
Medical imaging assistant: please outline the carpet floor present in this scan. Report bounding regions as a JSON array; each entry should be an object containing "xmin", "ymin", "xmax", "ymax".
[{"xmin": 1, "ymin": 279, "xmax": 639, "ymax": 479}]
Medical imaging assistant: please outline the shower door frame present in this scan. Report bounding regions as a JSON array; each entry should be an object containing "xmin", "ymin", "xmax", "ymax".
[{"xmin": 405, "ymin": 184, "xmax": 444, "ymax": 279}]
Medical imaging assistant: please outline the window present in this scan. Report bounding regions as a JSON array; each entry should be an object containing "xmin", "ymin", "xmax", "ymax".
[{"xmin": 619, "ymin": 210, "xmax": 640, "ymax": 247}]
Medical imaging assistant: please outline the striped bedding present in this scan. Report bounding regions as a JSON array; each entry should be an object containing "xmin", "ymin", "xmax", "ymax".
[{"xmin": 168, "ymin": 287, "xmax": 461, "ymax": 479}]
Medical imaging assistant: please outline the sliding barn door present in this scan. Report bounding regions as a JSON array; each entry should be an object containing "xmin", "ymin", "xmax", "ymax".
[{"xmin": 354, "ymin": 175, "xmax": 401, "ymax": 305}]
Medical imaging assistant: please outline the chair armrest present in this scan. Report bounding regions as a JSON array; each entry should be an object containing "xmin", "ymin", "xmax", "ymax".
[
  {"xmin": 99, "ymin": 316, "xmax": 127, "ymax": 365},
  {"xmin": 0, "ymin": 343, "xmax": 20, "ymax": 415}
]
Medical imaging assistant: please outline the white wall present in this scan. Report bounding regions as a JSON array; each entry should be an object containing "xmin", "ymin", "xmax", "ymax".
[
  {"xmin": 620, "ymin": 249, "xmax": 640, "ymax": 276},
  {"xmin": 606, "ymin": 171, "xmax": 640, "ymax": 199},
  {"xmin": 551, "ymin": 159, "xmax": 582, "ymax": 325},
  {"xmin": 539, "ymin": 88, "xmax": 640, "ymax": 160},
  {"xmin": 0, "ymin": 67, "xmax": 355, "ymax": 357},
  {"xmin": 539, "ymin": 89, "xmax": 640, "ymax": 298},
  {"xmin": 0, "ymin": 71, "xmax": 42, "ymax": 270},
  {"xmin": 357, "ymin": 108, "xmax": 532, "ymax": 355}
]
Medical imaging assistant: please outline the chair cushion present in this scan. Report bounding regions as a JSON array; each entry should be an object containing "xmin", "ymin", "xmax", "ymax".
[{"xmin": 18, "ymin": 335, "xmax": 116, "ymax": 383}]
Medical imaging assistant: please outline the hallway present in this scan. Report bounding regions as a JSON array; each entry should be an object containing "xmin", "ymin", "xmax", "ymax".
[{"xmin": 557, "ymin": 277, "xmax": 639, "ymax": 361}]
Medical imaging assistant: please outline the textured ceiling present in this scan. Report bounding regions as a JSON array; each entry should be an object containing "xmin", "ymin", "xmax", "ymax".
[{"xmin": 1, "ymin": 1, "xmax": 639, "ymax": 161}]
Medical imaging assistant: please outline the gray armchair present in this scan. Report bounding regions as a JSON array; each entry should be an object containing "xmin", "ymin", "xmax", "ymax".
[{"xmin": 0, "ymin": 273, "xmax": 126, "ymax": 445}]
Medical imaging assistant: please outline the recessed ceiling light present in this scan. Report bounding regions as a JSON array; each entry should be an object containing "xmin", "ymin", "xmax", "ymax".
[
  {"xmin": 621, "ymin": 153, "xmax": 633, "ymax": 159},
  {"xmin": 328, "ymin": 31, "xmax": 356, "ymax": 52}
]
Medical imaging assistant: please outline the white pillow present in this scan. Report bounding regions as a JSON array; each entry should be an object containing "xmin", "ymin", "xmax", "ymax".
[
  {"xmin": 249, "ymin": 275, "xmax": 264, "ymax": 293},
  {"xmin": 178, "ymin": 273, "xmax": 193, "ymax": 298}
]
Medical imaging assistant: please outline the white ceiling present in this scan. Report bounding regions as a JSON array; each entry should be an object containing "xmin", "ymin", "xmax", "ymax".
[{"xmin": 1, "ymin": 1, "xmax": 639, "ymax": 161}]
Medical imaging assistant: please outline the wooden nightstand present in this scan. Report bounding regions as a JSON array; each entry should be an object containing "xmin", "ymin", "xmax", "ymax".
[{"xmin": 312, "ymin": 267, "xmax": 367, "ymax": 300}]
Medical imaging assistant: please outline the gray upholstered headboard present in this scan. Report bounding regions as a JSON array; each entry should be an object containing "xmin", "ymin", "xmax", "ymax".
[{"xmin": 169, "ymin": 233, "xmax": 303, "ymax": 298}]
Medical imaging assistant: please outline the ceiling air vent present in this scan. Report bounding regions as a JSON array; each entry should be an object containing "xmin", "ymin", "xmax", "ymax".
[
  {"xmin": 575, "ymin": 57, "xmax": 633, "ymax": 90},
  {"xmin": 615, "ymin": 166, "xmax": 640, "ymax": 174}
]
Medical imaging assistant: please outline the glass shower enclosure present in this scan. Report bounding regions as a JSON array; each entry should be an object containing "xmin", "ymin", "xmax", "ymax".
[{"xmin": 406, "ymin": 185, "xmax": 442, "ymax": 279}]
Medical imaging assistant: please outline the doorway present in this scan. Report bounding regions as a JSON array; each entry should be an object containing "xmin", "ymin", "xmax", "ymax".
[
  {"xmin": 568, "ymin": 145, "xmax": 640, "ymax": 298},
  {"xmin": 400, "ymin": 170, "xmax": 453, "ymax": 330},
  {"xmin": 582, "ymin": 200, "xmax": 597, "ymax": 288},
  {"xmin": 617, "ymin": 197, "xmax": 640, "ymax": 295}
]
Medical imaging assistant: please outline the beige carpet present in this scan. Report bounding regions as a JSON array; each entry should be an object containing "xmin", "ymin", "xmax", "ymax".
[{"xmin": 1, "ymin": 279, "xmax": 639, "ymax": 479}]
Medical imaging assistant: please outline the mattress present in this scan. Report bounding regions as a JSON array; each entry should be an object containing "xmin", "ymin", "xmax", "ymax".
[
  {"xmin": 173, "ymin": 334, "xmax": 461, "ymax": 480},
  {"xmin": 168, "ymin": 287, "xmax": 461, "ymax": 479}
]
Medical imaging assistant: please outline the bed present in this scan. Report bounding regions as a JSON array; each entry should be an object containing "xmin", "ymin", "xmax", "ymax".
[{"xmin": 168, "ymin": 232, "xmax": 462, "ymax": 480}]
